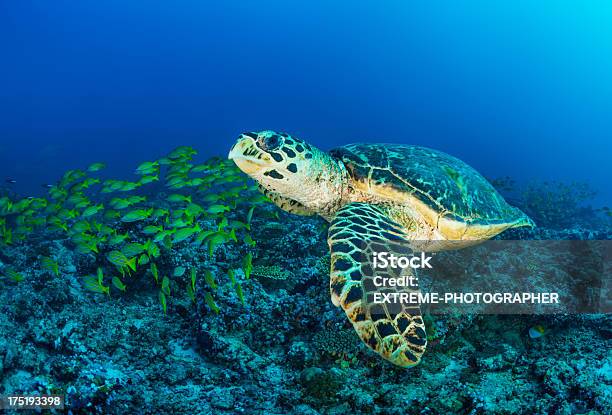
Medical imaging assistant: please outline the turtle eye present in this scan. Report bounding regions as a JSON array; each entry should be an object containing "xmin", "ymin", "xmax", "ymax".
[{"xmin": 263, "ymin": 134, "xmax": 282, "ymax": 151}]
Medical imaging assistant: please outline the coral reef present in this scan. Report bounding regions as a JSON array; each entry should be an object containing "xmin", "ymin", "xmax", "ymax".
[
  {"xmin": 0, "ymin": 168, "xmax": 610, "ymax": 414},
  {"xmin": 490, "ymin": 177, "xmax": 603, "ymax": 230}
]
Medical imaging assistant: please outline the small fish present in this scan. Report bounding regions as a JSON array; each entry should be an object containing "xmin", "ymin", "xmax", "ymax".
[
  {"xmin": 79, "ymin": 178, "xmax": 101, "ymax": 189},
  {"xmin": 0, "ymin": 197, "xmax": 13, "ymax": 210},
  {"xmin": 204, "ymin": 230, "xmax": 232, "ymax": 256},
  {"xmin": 135, "ymin": 161, "xmax": 159, "ymax": 175},
  {"xmin": 71, "ymin": 220, "xmax": 91, "ymax": 233},
  {"xmin": 66, "ymin": 193, "xmax": 89, "ymax": 206},
  {"xmin": 74, "ymin": 199, "xmax": 92, "ymax": 210},
  {"xmin": 138, "ymin": 175, "xmax": 159, "ymax": 185},
  {"xmin": 242, "ymin": 253, "xmax": 253, "ymax": 279},
  {"xmin": 143, "ymin": 225, "xmax": 164, "ymax": 235},
  {"xmin": 74, "ymin": 239, "xmax": 99, "ymax": 255},
  {"xmin": 171, "ymin": 208, "xmax": 187, "ymax": 220},
  {"xmin": 235, "ymin": 282, "xmax": 245, "ymax": 305},
  {"xmin": 118, "ymin": 181, "xmax": 141, "ymax": 192},
  {"xmin": 112, "ymin": 276, "xmax": 127, "ymax": 292},
  {"xmin": 217, "ymin": 174, "xmax": 244, "ymax": 184},
  {"xmin": 243, "ymin": 234, "xmax": 256, "ymax": 246},
  {"xmin": 47, "ymin": 217, "xmax": 68, "ymax": 232},
  {"xmin": 108, "ymin": 233, "xmax": 129, "ymax": 245},
  {"xmin": 86, "ymin": 162, "xmax": 106, "ymax": 172},
  {"xmin": 83, "ymin": 268, "xmax": 110, "ymax": 295},
  {"xmin": 204, "ymin": 270, "xmax": 217, "ymax": 289},
  {"xmin": 90, "ymin": 221, "xmax": 103, "ymax": 233},
  {"xmin": 167, "ymin": 145, "xmax": 197, "ymax": 160},
  {"xmin": 204, "ymin": 292, "xmax": 220, "ymax": 314},
  {"xmin": 110, "ymin": 198, "xmax": 132, "ymax": 210},
  {"xmin": 28, "ymin": 217, "xmax": 46, "ymax": 228},
  {"xmin": 57, "ymin": 208, "xmax": 79, "ymax": 221},
  {"xmin": 201, "ymin": 193, "xmax": 223, "ymax": 203},
  {"xmin": 165, "ymin": 176, "xmax": 188, "ymax": 188},
  {"xmin": 150, "ymin": 262, "xmax": 159, "ymax": 283},
  {"xmin": 28, "ymin": 198, "xmax": 47, "ymax": 210},
  {"xmin": 529, "ymin": 325, "xmax": 546, "ymax": 339},
  {"xmin": 127, "ymin": 195, "xmax": 147, "ymax": 204},
  {"xmin": 166, "ymin": 194, "xmax": 192, "ymax": 204},
  {"xmin": 159, "ymin": 291, "xmax": 167, "ymax": 314},
  {"xmin": 190, "ymin": 268, "xmax": 197, "ymax": 291},
  {"xmin": 172, "ymin": 223, "xmax": 201, "ymax": 243},
  {"xmin": 186, "ymin": 279, "xmax": 196, "ymax": 303},
  {"xmin": 40, "ymin": 256, "xmax": 60, "ymax": 276},
  {"xmin": 151, "ymin": 208, "xmax": 169, "ymax": 220},
  {"xmin": 1, "ymin": 227, "xmax": 14, "ymax": 245},
  {"xmin": 168, "ymin": 217, "xmax": 193, "ymax": 229},
  {"xmin": 11, "ymin": 198, "xmax": 33, "ymax": 212},
  {"xmin": 60, "ymin": 169, "xmax": 86, "ymax": 186},
  {"xmin": 97, "ymin": 224, "xmax": 114, "ymax": 236},
  {"xmin": 5, "ymin": 178, "xmax": 16, "ymax": 184},
  {"xmin": 41, "ymin": 183, "xmax": 54, "ymax": 189},
  {"xmin": 81, "ymin": 203, "xmax": 104, "ymax": 218},
  {"xmin": 5, "ymin": 269, "xmax": 25, "ymax": 283},
  {"xmin": 121, "ymin": 242, "xmax": 146, "ymax": 258},
  {"xmin": 161, "ymin": 276, "xmax": 170, "ymax": 295},
  {"xmin": 186, "ymin": 178, "xmax": 205, "ymax": 187},
  {"xmin": 207, "ymin": 204, "xmax": 231, "ymax": 214},
  {"xmin": 153, "ymin": 229, "xmax": 175, "ymax": 242},
  {"xmin": 48, "ymin": 186, "xmax": 67, "ymax": 200},
  {"xmin": 185, "ymin": 202, "xmax": 204, "ymax": 217},
  {"xmin": 107, "ymin": 250, "xmax": 137, "ymax": 273},
  {"xmin": 138, "ymin": 253, "xmax": 150, "ymax": 266},
  {"xmin": 229, "ymin": 219, "xmax": 250, "ymax": 232},
  {"xmin": 191, "ymin": 163, "xmax": 212, "ymax": 173},
  {"xmin": 248, "ymin": 193, "xmax": 272, "ymax": 204},
  {"xmin": 71, "ymin": 231, "xmax": 93, "ymax": 244},
  {"xmin": 45, "ymin": 202, "xmax": 61, "ymax": 214},
  {"xmin": 101, "ymin": 179, "xmax": 125, "ymax": 193},
  {"xmin": 220, "ymin": 189, "xmax": 241, "ymax": 199},
  {"xmin": 121, "ymin": 208, "xmax": 153, "ymax": 223},
  {"xmin": 173, "ymin": 266, "xmax": 186, "ymax": 277}
]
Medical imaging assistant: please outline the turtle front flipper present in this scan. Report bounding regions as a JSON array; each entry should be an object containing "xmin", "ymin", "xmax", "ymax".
[
  {"xmin": 328, "ymin": 202, "xmax": 427, "ymax": 367},
  {"xmin": 257, "ymin": 184, "xmax": 316, "ymax": 216}
]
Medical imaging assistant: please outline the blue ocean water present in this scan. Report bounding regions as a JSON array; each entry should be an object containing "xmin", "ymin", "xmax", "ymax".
[
  {"xmin": 1, "ymin": 0, "xmax": 611, "ymax": 203},
  {"xmin": 0, "ymin": 4, "xmax": 611, "ymax": 413}
]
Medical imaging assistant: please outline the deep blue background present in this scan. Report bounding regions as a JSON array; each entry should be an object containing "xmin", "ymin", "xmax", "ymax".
[{"xmin": 1, "ymin": 1, "xmax": 610, "ymax": 204}]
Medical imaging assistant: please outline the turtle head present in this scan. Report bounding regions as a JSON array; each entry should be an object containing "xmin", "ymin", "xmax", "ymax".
[
  {"xmin": 228, "ymin": 131, "xmax": 310, "ymax": 177},
  {"xmin": 229, "ymin": 130, "xmax": 346, "ymax": 216}
]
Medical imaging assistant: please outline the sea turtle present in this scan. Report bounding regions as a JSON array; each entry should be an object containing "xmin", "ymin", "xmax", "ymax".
[{"xmin": 228, "ymin": 131, "xmax": 534, "ymax": 367}]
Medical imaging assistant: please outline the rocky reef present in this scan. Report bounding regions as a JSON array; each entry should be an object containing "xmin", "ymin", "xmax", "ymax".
[{"xmin": 0, "ymin": 162, "xmax": 610, "ymax": 414}]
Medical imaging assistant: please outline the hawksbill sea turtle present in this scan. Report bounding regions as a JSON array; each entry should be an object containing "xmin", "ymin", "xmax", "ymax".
[{"xmin": 228, "ymin": 131, "xmax": 534, "ymax": 368}]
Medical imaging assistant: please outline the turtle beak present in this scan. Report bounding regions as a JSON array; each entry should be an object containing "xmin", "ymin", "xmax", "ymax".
[{"xmin": 228, "ymin": 133, "xmax": 268, "ymax": 175}]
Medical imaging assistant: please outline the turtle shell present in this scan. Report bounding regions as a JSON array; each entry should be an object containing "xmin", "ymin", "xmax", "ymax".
[{"xmin": 329, "ymin": 144, "xmax": 532, "ymax": 232}]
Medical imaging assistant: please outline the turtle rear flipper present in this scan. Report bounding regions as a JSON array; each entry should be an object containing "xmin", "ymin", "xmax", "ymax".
[{"xmin": 328, "ymin": 202, "xmax": 427, "ymax": 367}]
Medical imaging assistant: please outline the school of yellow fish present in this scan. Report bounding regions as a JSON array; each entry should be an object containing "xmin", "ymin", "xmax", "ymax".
[{"xmin": 0, "ymin": 145, "xmax": 269, "ymax": 314}]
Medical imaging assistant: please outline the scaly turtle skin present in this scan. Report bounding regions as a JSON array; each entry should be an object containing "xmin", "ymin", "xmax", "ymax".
[{"xmin": 229, "ymin": 131, "xmax": 534, "ymax": 368}]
